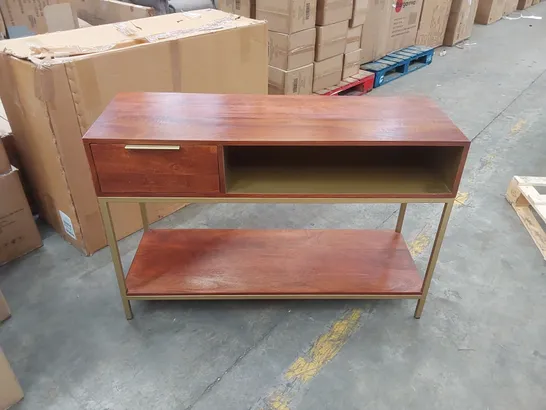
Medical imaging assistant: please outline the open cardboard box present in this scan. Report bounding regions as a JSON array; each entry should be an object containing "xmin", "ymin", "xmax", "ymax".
[{"xmin": 0, "ymin": 9, "xmax": 268, "ymax": 255}]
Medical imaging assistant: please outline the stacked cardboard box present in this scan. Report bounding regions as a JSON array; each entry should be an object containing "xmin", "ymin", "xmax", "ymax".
[
  {"xmin": 475, "ymin": 0, "xmax": 506, "ymax": 24},
  {"xmin": 216, "ymin": 0, "xmax": 257, "ymax": 18},
  {"xmin": 416, "ymin": 0, "xmax": 454, "ymax": 47},
  {"xmin": 0, "ymin": 346, "xmax": 23, "ymax": 410},
  {"xmin": 0, "ymin": 9, "xmax": 268, "ymax": 255},
  {"xmin": 258, "ymin": 0, "xmax": 317, "ymax": 95},
  {"xmin": 443, "ymin": 0, "xmax": 479, "ymax": 45},
  {"xmin": 313, "ymin": 0, "xmax": 352, "ymax": 92},
  {"xmin": 517, "ymin": 0, "xmax": 533, "ymax": 9},
  {"xmin": 0, "ymin": 140, "xmax": 42, "ymax": 265}
]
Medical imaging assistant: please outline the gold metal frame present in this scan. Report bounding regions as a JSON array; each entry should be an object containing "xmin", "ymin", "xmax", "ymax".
[{"xmin": 98, "ymin": 196, "xmax": 455, "ymax": 320}]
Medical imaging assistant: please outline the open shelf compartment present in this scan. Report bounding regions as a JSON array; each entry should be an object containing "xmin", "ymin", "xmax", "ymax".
[
  {"xmin": 125, "ymin": 229, "xmax": 423, "ymax": 297},
  {"xmin": 223, "ymin": 145, "xmax": 464, "ymax": 196}
]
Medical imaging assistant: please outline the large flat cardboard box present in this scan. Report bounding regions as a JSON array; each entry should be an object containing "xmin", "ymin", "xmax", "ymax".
[
  {"xmin": 342, "ymin": 48, "xmax": 361, "ymax": 78},
  {"xmin": 416, "ymin": 0, "xmax": 453, "ymax": 47},
  {"xmin": 257, "ymin": 0, "xmax": 317, "ymax": 34},
  {"xmin": 216, "ymin": 0, "xmax": 257, "ymax": 18},
  {"xmin": 504, "ymin": 0, "xmax": 518, "ymax": 12},
  {"xmin": 475, "ymin": 0, "xmax": 506, "ymax": 24},
  {"xmin": 0, "ymin": 168, "xmax": 42, "ymax": 266},
  {"xmin": 316, "ymin": 21, "xmax": 348, "ymax": 61},
  {"xmin": 345, "ymin": 25, "xmax": 362, "ymax": 52},
  {"xmin": 0, "ymin": 10, "xmax": 268, "ymax": 255},
  {"xmin": 0, "ymin": 348, "xmax": 23, "ymax": 410},
  {"xmin": 443, "ymin": 0, "xmax": 478, "ymax": 45},
  {"xmin": 269, "ymin": 28, "xmax": 316, "ymax": 70},
  {"xmin": 0, "ymin": 0, "xmax": 77, "ymax": 38},
  {"xmin": 359, "ymin": 0, "xmax": 390, "ymax": 63},
  {"xmin": 313, "ymin": 54, "xmax": 343, "ymax": 91},
  {"xmin": 517, "ymin": 0, "xmax": 533, "ymax": 9},
  {"xmin": 350, "ymin": 0, "xmax": 367, "ymax": 26},
  {"xmin": 269, "ymin": 64, "xmax": 314, "ymax": 94},
  {"xmin": 316, "ymin": 0, "xmax": 354, "ymax": 25},
  {"xmin": 0, "ymin": 290, "xmax": 9, "ymax": 322}
]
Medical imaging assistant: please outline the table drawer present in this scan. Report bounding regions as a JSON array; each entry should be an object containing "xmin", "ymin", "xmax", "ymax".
[{"xmin": 90, "ymin": 144, "xmax": 220, "ymax": 195}]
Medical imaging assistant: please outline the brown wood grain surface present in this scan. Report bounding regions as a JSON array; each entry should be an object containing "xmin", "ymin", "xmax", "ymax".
[
  {"xmin": 125, "ymin": 229, "xmax": 423, "ymax": 296},
  {"xmin": 90, "ymin": 144, "xmax": 220, "ymax": 195},
  {"xmin": 83, "ymin": 93, "xmax": 470, "ymax": 146}
]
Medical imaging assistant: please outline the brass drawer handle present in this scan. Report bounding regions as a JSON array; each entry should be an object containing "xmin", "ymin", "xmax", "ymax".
[{"xmin": 124, "ymin": 145, "xmax": 180, "ymax": 150}]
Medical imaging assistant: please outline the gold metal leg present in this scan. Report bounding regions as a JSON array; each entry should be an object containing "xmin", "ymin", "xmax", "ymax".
[
  {"xmin": 139, "ymin": 203, "xmax": 149, "ymax": 232},
  {"xmin": 99, "ymin": 199, "xmax": 134, "ymax": 320},
  {"xmin": 395, "ymin": 203, "xmax": 407, "ymax": 233},
  {"xmin": 414, "ymin": 201, "xmax": 454, "ymax": 319}
]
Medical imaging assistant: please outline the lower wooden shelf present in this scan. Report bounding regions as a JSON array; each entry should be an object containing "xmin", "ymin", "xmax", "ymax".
[{"xmin": 125, "ymin": 229, "xmax": 423, "ymax": 298}]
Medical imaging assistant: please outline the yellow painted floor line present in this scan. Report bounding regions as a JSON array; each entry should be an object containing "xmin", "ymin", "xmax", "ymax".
[{"xmin": 256, "ymin": 309, "xmax": 362, "ymax": 410}]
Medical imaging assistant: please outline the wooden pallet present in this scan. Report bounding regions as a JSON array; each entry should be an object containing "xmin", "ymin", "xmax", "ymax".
[
  {"xmin": 506, "ymin": 176, "xmax": 546, "ymax": 260},
  {"xmin": 361, "ymin": 46, "xmax": 434, "ymax": 88},
  {"xmin": 314, "ymin": 70, "xmax": 375, "ymax": 96}
]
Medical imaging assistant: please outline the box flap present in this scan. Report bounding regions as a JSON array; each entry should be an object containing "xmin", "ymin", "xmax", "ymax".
[{"xmin": 0, "ymin": 9, "xmax": 263, "ymax": 63}]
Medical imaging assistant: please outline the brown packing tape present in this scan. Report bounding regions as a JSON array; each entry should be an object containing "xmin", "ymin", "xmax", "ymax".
[
  {"xmin": 347, "ymin": 34, "xmax": 360, "ymax": 43},
  {"xmin": 33, "ymin": 66, "xmax": 56, "ymax": 109},
  {"xmin": 169, "ymin": 41, "xmax": 182, "ymax": 92},
  {"xmin": 321, "ymin": 35, "xmax": 347, "ymax": 45},
  {"xmin": 270, "ymin": 44, "xmax": 315, "ymax": 59},
  {"xmin": 65, "ymin": 59, "xmax": 101, "ymax": 133},
  {"xmin": 315, "ymin": 66, "xmax": 341, "ymax": 79}
]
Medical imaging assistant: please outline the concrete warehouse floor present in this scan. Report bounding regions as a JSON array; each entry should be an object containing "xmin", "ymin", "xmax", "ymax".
[{"xmin": 2, "ymin": 5, "xmax": 546, "ymax": 409}]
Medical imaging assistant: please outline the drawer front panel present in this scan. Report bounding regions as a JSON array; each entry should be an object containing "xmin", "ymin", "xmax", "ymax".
[{"xmin": 91, "ymin": 144, "xmax": 220, "ymax": 195}]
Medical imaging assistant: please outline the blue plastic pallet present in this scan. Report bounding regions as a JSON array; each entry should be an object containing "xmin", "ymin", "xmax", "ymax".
[{"xmin": 361, "ymin": 46, "xmax": 434, "ymax": 88}]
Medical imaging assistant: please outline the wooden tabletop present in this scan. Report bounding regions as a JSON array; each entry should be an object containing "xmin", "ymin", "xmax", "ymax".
[{"xmin": 83, "ymin": 93, "xmax": 469, "ymax": 146}]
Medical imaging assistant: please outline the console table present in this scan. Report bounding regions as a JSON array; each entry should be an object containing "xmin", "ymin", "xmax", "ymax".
[{"xmin": 83, "ymin": 93, "xmax": 469, "ymax": 320}]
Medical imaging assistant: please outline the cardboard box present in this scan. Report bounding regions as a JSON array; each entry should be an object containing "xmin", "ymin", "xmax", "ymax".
[
  {"xmin": 504, "ymin": 0, "xmax": 518, "ymax": 13},
  {"xmin": 0, "ymin": 168, "xmax": 42, "ymax": 266},
  {"xmin": 517, "ymin": 0, "xmax": 533, "ymax": 8},
  {"xmin": 316, "ymin": 0, "xmax": 354, "ymax": 25},
  {"xmin": 268, "ymin": 64, "xmax": 314, "ymax": 94},
  {"xmin": 0, "ymin": 12, "xmax": 6, "ymax": 39},
  {"xmin": 342, "ymin": 48, "xmax": 361, "ymax": 78},
  {"xmin": 0, "ymin": 140, "xmax": 9, "ymax": 174},
  {"xmin": 316, "ymin": 20, "xmax": 348, "ymax": 61},
  {"xmin": 416, "ymin": 0, "xmax": 453, "ymax": 47},
  {"xmin": 257, "ymin": 0, "xmax": 317, "ymax": 34},
  {"xmin": 475, "ymin": 0, "xmax": 505, "ymax": 24},
  {"xmin": 216, "ymin": 0, "xmax": 256, "ymax": 18},
  {"xmin": 269, "ymin": 28, "xmax": 316, "ymax": 70},
  {"xmin": 345, "ymin": 24, "xmax": 362, "ymax": 52},
  {"xmin": 443, "ymin": 0, "xmax": 478, "ymax": 45},
  {"xmin": 350, "ymin": 0, "xmax": 367, "ymax": 26},
  {"xmin": 378, "ymin": 0, "xmax": 424, "ymax": 57},
  {"xmin": 0, "ymin": 290, "xmax": 9, "ymax": 322},
  {"xmin": 313, "ymin": 54, "xmax": 343, "ymax": 91},
  {"xmin": 0, "ymin": 0, "xmax": 77, "ymax": 39},
  {"xmin": 0, "ymin": 348, "xmax": 23, "ymax": 410},
  {"xmin": 72, "ymin": 0, "xmax": 155, "ymax": 26},
  {"xmin": 0, "ymin": 10, "xmax": 268, "ymax": 255},
  {"xmin": 359, "ymin": 0, "xmax": 390, "ymax": 63}
]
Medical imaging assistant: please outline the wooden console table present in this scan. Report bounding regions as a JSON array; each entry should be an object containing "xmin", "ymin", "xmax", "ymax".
[{"xmin": 83, "ymin": 93, "xmax": 469, "ymax": 320}]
